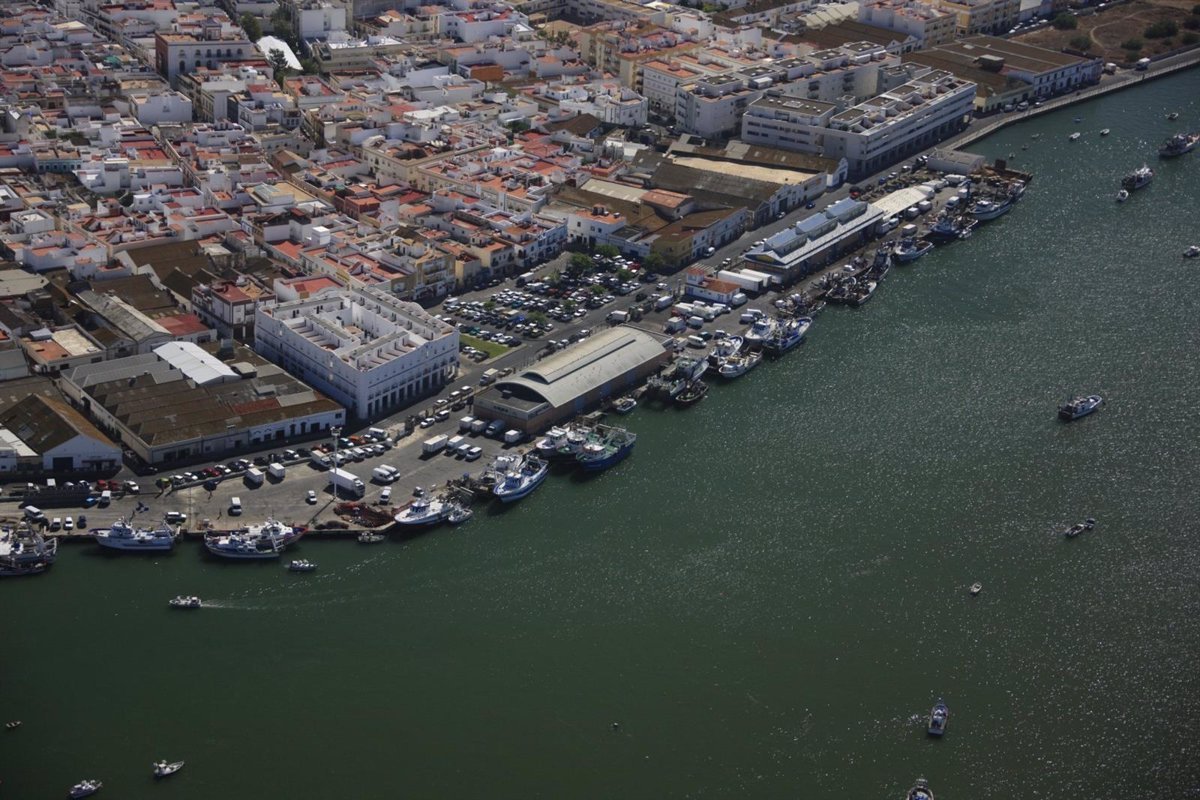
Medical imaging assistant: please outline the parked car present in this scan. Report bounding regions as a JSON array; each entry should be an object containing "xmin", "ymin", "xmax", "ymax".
[{"xmin": 306, "ymin": 490, "xmax": 318, "ymax": 504}]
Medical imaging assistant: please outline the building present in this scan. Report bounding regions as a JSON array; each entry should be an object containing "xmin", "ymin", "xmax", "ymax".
[
  {"xmin": 858, "ymin": 0, "xmax": 957, "ymax": 47},
  {"xmin": 60, "ymin": 341, "xmax": 344, "ymax": 466},
  {"xmin": 0, "ymin": 395, "xmax": 121, "ymax": 476},
  {"xmin": 473, "ymin": 326, "xmax": 668, "ymax": 432},
  {"xmin": 742, "ymin": 197, "xmax": 886, "ymax": 280},
  {"xmin": 740, "ymin": 69, "xmax": 975, "ymax": 178},
  {"xmin": 155, "ymin": 31, "xmax": 258, "ymax": 88},
  {"xmin": 675, "ymin": 74, "xmax": 762, "ymax": 139},
  {"xmin": 191, "ymin": 278, "xmax": 276, "ymax": 341},
  {"xmin": 905, "ymin": 37, "xmax": 1102, "ymax": 112},
  {"xmin": 933, "ymin": 0, "xmax": 1021, "ymax": 36},
  {"xmin": 254, "ymin": 285, "xmax": 458, "ymax": 420}
]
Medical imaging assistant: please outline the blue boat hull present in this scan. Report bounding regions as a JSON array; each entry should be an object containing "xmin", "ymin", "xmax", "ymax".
[{"xmin": 578, "ymin": 442, "xmax": 635, "ymax": 472}]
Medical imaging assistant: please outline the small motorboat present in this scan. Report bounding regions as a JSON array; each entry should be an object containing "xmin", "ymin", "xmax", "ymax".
[
  {"xmin": 1116, "ymin": 189, "xmax": 1129, "ymax": 203},
  {"xmin": 357, "ymin": 531, "xmax": 385, "ymax": 544},
  {"xmin": 906, "ymin": 777, "xmax": 934, "ymax": 800},
  {"xmin": 6, "ymin": 720, "xmax": 21, "ymax": 729},
  {"xmin": 613, "ymin": 396, "xmax": 637, "ymax": 415},
  {"xmin": 927, "ymin": 699, "xmax": 949, "ymax": 736},
  {"xmin": 447, "ymin": 504, "xmax": 473, "ymax": 525},
  {"xmin": 969, "ymin": 582, "xmax": 982, "ymax": 596},
  {"xmin": 287, "ymin": 559, "xmax": 316, "ymax": 572},
  {"xmin": 168, "ymin": 596, "xmax": 201, "ymax": 609},
  {"xmin": 1100, "ymin": 128, "xmax": 1110, "ymax": 136},
  {"xmin": 1184, "ymin": 245, "xmax": 1200, "ymax": 258},
  {"xmin": 69, "ymin": 779, "xmax": 103, "ymax": 799},
  {"xmin": 1068, "ymin": 132, "xmax": 1081, "ymax": 141},
  {"xmin": 1073, "ymin": 116, "xmax": 1082, "ymax": 122},
  {"xmin": 1058, "ymin": 394, "xmax": 1103, "ymax": 420},
  {"xmin": 1167, "ymin": 112, "xmax": 1179, "ymax": 120},
  {"xmin": 153, "ymin": 760, "xmax": 185, "ymax": 778},
  {"xmin": 1064, "ymin": 518, "xmax": 1097, "ymax": 538}
]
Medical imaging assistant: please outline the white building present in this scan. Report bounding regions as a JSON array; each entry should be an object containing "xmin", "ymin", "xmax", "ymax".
[
  {"xmin": 255, "ymin": 285, "xmax": 459, "ymax": 419},
  {"xmin": 675, "ymin": 74, "xmax": 762, "ymax": 139},
  {"xmin": 296, "ymin": 1, "xmax": 348, "ymax": 41},
  {"xmin": 132, "ymin": 91, "xmax": 194, "ymax": 125},
  {"xmin": 741, "ymin": 69, "xmax": 975, "ymax": 177}
]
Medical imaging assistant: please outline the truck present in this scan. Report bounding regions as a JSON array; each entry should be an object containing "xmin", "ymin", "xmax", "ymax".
[
  {"xmin": 739, "ymin": 268, "xmax": 777, "ymax": 290},
  {"xmin": 607, "ymin": 309, "xmax": 629, "ymax": 324},
  {"xmin": 310, "ymin": 452, "xmax": 331, "ymax": 470},
  {"xmin": 447, "ymin": 435, "xmax": 467, "ymax": 452},
  {"xmin": 329, "ymin": 468, "xmax": 365, "ymax": 498},
  {"xmin": 1103, "ymin": 62, "xmax": 1118, "ymax": 74},
  {"xmin": 729, "ymin": 292, "xmax": 747, "ymax": 308},
  {"xmin": 470, "ymin": 418, "xmax": 488, "ymax": 435},
  {"xmin": 480, "ymin": 368, "xmax": 500, "ymax": 386},
  {"xmin": 422, "ymin": 434, "xmax": 449, "ymax": 455},
  {"xmin": 503, "ymin": 429, "xmax": 523, "ymax": 444},
  {"xmin": 672, "ymin": 302, "xmax": 695, "ymax": 318},
  {"xmin": 458, "ymin": 415, "xmax": 475, "ymax": 432},
  {"xmin": 372, "ymin": 465, "xmax": 398, "ymax": 483},
  {"xmin": 664, "ymin": 318, "xmax": 686, "ymax": 334},
  {"xmin": 1135, "ymin": 57, "xmax": 1150, "ymax": 71},
  {"xmin": 244, "ymin": 467, "xmax": 264, "ymax": 487},
  {"xmin": 485, "ymin": 420, "xmax": 506, "ymax": 438},
  {"xmin": 268, "ymin": 463, "xmax": 286, "ymax": 480},
  {"xmin": 653, "ymin": 295, "xmax": 674, "ymax": 311},
  {"xmin": 716, "ymin": 270, "xmax": 767, "ymax": 294}
]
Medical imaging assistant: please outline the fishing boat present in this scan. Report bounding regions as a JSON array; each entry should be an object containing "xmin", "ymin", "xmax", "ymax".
[
  {"xmin": 493, "ymin": 455, "xmax": 549, "ymax": 503},
  {"xmin": 926, "ymin": 214, "xmax": 974, "ymax": 243},
  {"xmin": 1068, "ymin": 132, "xmax": 1081, "ymax": 141},
  {"xmin": 1184, "ymin": 245, "xmax": 1200, "ymax": 258},
  {"xmin": 676, "ymin": 354, "xmax": 708, "ymax": 382},
  {"xmin": 92, "ymin": 517, "xmax": 177, "ymax": 552},
  {"xmin": 1064, "ymin": 518, "xmax": 1097, "ymax": 538},
  {"xmin": 1058, "ymin": 394, "xmax": 1103, "ymax": 420},
  {"xmin": 447, "ymin": 504, "xmax": 473, "ymax": 525},
  {"xmin": 576, "ymin": 426, "xmax": 637, "ymax": 472},
  {"xmin": 718, "ymin": 351, "xmax": 762, "ymax": 379},
  {"xmin": 286, "ymin": 559, "xmax": 317, "ymax": 572},
  {"xmin": 674, "ymin": 380, "xmax": 708, "ymax": 407},
  {"xmin": 1167, "ymin": 112, "xmax": 1179, "ymax": 120},
  {"xmin": 706, "ymin": 335, "xmax": 744, "ymax": 371},
  {"xmin": 1116, "ymin": 189, "xmax": 1129, "ymax": 203},
  {"xmin": 969, "ymin": 582, "xmax": 982, "ymax": 596},
  {"xmin": 153, "ymin": 761, "xmax": 184, "ymax": 778},
  {"xmin": 0, "ymin": 524, "xmax": 57, "ymax": 577},
  {"xmin": 204, "ymin": 518, "xmax": 299, "ymax": 559},
  {"xmin": 743, "ymin": 315, "xmax": 779, "ymax": 348},
  {"xmin": 613, "ymin": 396, "xmax": 637, "ymax": 414},
  {"xmin": 1121, "ymin": 165, "xmax": 1154, "ymax": 191},
  {"xmin": 6, "ymin": 720, "xmax": 20, "ymax": 729},
  {"xmin": 393, "ymin": 489, "xmax": 450, "ymax": 527},
  {"xmin": 893, "ymin": 238, "xmax": 933, "ymax": 263},
  {"xmin": 927, "ymin": 699, "xmax": 949, "ymax": 736},
  {"xmin": 849, "ymin": 280, "xmax": 878, "ymax": 307},
  {"xmin": 906, "ymin": 777, "xmax": 934, "ymax": 800},
  {"xmin": 969, "ymin": 195, "xmax": 1013, "ymax": 221},
  {"xmin": 357, "ymin": 531, "xmax": 385, "ymax": 544},
  {"xmin": 70, "ymin": 779, "xmax": 103, "ymax": 798},
  {"xmin": 1158, "ymin": 131, "xmax": 1199, "ymax": 157},
  {"xmin": 168, "ymin": 595, "xmax": 201, "ymax": 608},
  {"xmin": 764, "ymin": 316, "xmax": 811, "ymax": 354}
]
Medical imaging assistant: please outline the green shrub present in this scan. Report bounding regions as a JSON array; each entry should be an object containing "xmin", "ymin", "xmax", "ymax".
[
  {"xmin": 1069, "ymin": 35, "xmax": 1093, "ymax": 51},
  {"xmin": 1184, "ymin": 31, "xmax": 1200, "ymax": 44},
  {"xmin": 1121, "ymin": 38, "xmax": 1144, "ymax": 51},
  {"xmin": 1183, "ymin": 16, "xmax": 1200, "ymax": 30},
  {"xmin": 1053, "ymin": 12, "xmax": 1078, "ymax": 29},
  {"xmin": 1144, "ymin": 20, "xmax": 1178, "ymax": 39}
]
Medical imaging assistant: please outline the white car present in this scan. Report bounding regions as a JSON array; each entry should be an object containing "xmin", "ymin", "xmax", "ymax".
[
  {"xmin": 306, "ymin": 490, "xmax": 317, "ymax": 504},
  {"xmin": 165, "ymin": 511, "xmax": 187, "ymax": 524},
  {"xmin": 380, "ymin": 487, "xmax": 392, "ymax": 504},
  {"xmin": 64, "ymin": 516, "xmax": 74, "ymax": 530}
]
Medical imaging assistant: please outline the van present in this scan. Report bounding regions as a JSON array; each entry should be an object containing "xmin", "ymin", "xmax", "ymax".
[
  {"xmin": 23, "ymin": 506, "xmax": 44, "ymax": 522},
  {"xmin": 900, "ymin": 224, "xmax": 919, "ymax": 238},
  {"xmin": 486, "ymin": 420, "xmax": 506, "ymax": 438},
  {"xmin": 1135, "ymin": 57, "xmax": 1150, "ymax": 71},
  {"xmin": 447, "ymin": 435, "xmax": 467, "ymax": 452},
  {"xmin": 686, "ymin": 315, "xmax": 704, "ymax": 329},
  {"xmin": 664, "ymin": 318, "xmax": 686, "ymax": 334},
  {"xmin": 945, "ymin": 196, "xmax": 961, "ymax": 210},
  {"xmin": 99, "ymin": 490, "xmax": 112, "ymax": 506},
  {"xmin": 229, "ymin": 497, "xmax": 242, "ymax": 515},
  {"xmin": 686, "ymin": 335, "xmax": 706, "ymax": 348}
]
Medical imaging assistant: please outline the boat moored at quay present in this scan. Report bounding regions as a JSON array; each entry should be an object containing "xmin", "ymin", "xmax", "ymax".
[
  {"xmin": 969, "ymin": 195, "xmax": 1013, "ymax": 221},
  {"xmin": 0, "ymin": 525, "xmax": 57, "ymax": 577},
  {"xmin": 893, "ymin": 238, "xmax": 933, "ymax": 263},
  {"xmin": 576, "ymin": 426, "xmax": 637, "ymax": 472},
  {"xmin": 203, "ymin": 518, "xmax": 301, "ymax": 560},
  {"xmin": 394, "ymin": 488, "xmax": 451, "ymax": 527},
  {"xmin": 764, "ymin": 316, "xmax": 812, "ymax": 355},
  {"xmin": 92, "ymin": 517, "xmax": 178, "ymax": 552},
  {"xmin": 492, "ymin": 455, "xmax": 549, "ymax": 503}
]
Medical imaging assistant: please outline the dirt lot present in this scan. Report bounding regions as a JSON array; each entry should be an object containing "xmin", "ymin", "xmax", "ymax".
[{"xmin": 1016, "ymin": 0, "xmax": 1200, "ymax": 64}]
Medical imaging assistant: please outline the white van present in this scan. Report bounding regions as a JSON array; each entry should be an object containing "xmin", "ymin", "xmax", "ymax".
[
  {"xmin": 686, "ymin": 335, "xmax": 707, "ymax": 348},
  {"xmin": 23, "ymin": 505, "xmax": 44, "ymax": 522},
  {"xmin": 229, "ymin": 497, "xmax": 242, "ymax": 515}
]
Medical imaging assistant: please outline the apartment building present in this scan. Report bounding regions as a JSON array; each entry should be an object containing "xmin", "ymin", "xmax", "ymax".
[
  {"xmin": 154, "ymin": 30, "xmax": 257, "ymax": 88},
  {"xmin": 858, "ymin": 0, "xmax": 957, "ymax": 47},
  {"xmin": 255, "ymin": 285, "xmax": 459, "ymax": 419},
  {"xmin": 933, "ymin": 0, "xmax": 1021, "ymax": 36},
  {"xmin": 741, "ymin": 69, "xmax": 975, "ymax": 177}
]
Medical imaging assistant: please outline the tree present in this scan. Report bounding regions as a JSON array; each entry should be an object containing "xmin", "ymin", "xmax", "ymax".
[
  {"xmin": 268, "ymin": 49, "xmax": 290, "ymax": 87},
  {"xmin": 270, "ymin": 5, "xmax": 296, "ymax": 49},
  {"xmin": 1193, "ymin": 3, "xmax": 1200, "ymax": 13},
  {"xmin": 299, "ymin": 57, "xmax": 321, "ymax": 74},
  {"xmin": 643, "ymin": 252, "xmax": 665, "ymax": 272},
  {"xmin": 616, "ymin": 268, "xmax": 633, "ymax": 282},
  {"xmin": 567, "ymin": 253, "xmax": 593, "ymax": 276},
  {"xmin": 588, "ymin": 284, "xmax": 606, "ymax": 296},
  {"xmin": 240, "ymin": 13, "xmax": 262, "ymax": 41},
  {"xmin": 1121, "ymin": 38, "xmax": 1144, "ymax": 52},
  {"xmin": 561, "ymin": 298, "xmax": 576, "ymax": 312},
  {"xmin": 1052, "ymin": 12, "xmax": 1078, "ymax": 30},
  {"xmin": 1143, "ymin": 20, "xmax": 1178, "ymax": 38},
  {"xmin": 595, "ymin": 244, "xmax": 620, "ymax": 259},
  {"xmin": 1069, "ymin": 35, "xmax": 1093, "ymax": 51},
  {"xmin": 527, "ymin": 311, "xmax": 548, "ymax": 326},
  {"xmin": 1184, "ymin": 31, "xmax": 1199, "ymax": 44}
]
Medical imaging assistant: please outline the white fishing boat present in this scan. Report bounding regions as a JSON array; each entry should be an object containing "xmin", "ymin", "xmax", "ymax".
[
  {"xmin": 1068, "ymin": 132, "xmax": 1081, "ymax": 141},
  {"xmin": 447, "ymin": 504, "xmax": 473, "ymax": 525},
  {"xmin": 153, "ymin": 761, "xmax": 184, "ymax": 778},
  {"xmin": 168, "ymin": 595, "xmax": 201, "ymax": 608},
  {"xmin": 93, "ymin": 517, "xmax": 177, "ymax": 552},
  {"xmin": 743, "ymin": 316, "xmax": 779, "ymax": 348},
  {"xmin": 286, "ymin": 559, "xmax": 317, "ymax": 572},
  {"xmin": 393, "ymin": 489, "xmax": 450, "ymax": 527},
  {"xmin": 70, "ymin": 779, "xmax": 102, "ymax": 798},
  {"xmin": 717, "ymin": 351, "xmax": 762, "ymax": 379},
  {"xmin": 492, "ymin": 455, "xmax": 549, "ymax": 503},
  {"xmin": 612, "ymin": 396, "xmax": 637, "ymax": 414}
]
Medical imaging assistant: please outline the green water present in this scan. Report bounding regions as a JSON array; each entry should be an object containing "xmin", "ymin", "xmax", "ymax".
[{"xmin": 5, "ymin": 72, "xmax": 1200, "ymax": 799}]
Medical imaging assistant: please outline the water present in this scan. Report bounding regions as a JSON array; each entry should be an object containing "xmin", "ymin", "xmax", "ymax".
[{"xmin": 4, "ymin": 72, "xmax": 1200, "ymax": 799}]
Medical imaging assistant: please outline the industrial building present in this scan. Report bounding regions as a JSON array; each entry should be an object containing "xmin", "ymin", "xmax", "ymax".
[
  {"xmin": 742, "ymin": 198, "xmax": 886, "ymax": 281},
  {"xmin": 60, "ymin": 341, "xmax": 344, "ymax": 467},
  {"xmin": 0, "ymin": 395, "xmax": 121, "ymax": 476},
  {"xmin": 473, "ymin": 327, "xmax": 668, "ymax": 433}
]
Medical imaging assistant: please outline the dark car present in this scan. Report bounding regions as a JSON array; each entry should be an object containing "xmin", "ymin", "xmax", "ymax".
[
  {"xmin": 203, "ymin": 479, "xmax": 220, "ymax": 492},
  {"xmin": 806, "ymin": 201, "xmax": 816, "ymax": 209}
]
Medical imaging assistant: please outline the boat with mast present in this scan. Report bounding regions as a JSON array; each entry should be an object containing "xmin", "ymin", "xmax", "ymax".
[
  {"xmin": 393, "ymin": 487, "xmax": 451, "ymax": 527},
  {"xmin": 203, "ymin": 518, "xmax": 300, "ymax": 560},
  {"xmin": 1158, "ymin": 131, "xmax": 1199, "ymax": 157},
  {"xmin": 92, "ymin": 517, "xmax": 177, "ymax": 552},
  {"xmin": 718, "ymin": 350, "xmax": 762, "ymax": 379},
  {"xmin": 493, "ymin": 455, "xmax": 549, "ymax": 503},
  {"xmin": 0, "ymin": 524, "xmax": 57, "ymax": 577},
  {"xmin": 764, "ymin": 316, "xmax": 811, "ymax": 354},
  {"xmin": 576, "ymin": 426, "xmax": 637, "ymax": 472}
]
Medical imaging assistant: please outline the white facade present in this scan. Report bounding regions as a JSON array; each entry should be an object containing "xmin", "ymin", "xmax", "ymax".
[
  {"xmin": 255, "ymin": 285, "xmax": 460, "ymax": 419},
  {"xmin": 675, "ymin": 75, "xmax": 761, "ymax": 139},
  {"xmin": 297, "ymin": 2, "xmax": 348, "ymax": 41},
  {"xmin": 742, "ymin": 70, "xmax": 975, "ymax": 177},
  {"xmin": 133, "ymin": 91, "xmax": 194, "ymax": 125}
]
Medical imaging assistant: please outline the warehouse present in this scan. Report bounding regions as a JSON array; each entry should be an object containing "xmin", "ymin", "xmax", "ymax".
[{"xmin": 472, "ymin": 327, "xmax": 668, "ymax": 433}]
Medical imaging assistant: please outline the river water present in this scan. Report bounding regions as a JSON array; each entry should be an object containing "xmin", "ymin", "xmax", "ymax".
[{"xmin": 4, "ymin": 71, "xmax": 1199, "ymax": 799}]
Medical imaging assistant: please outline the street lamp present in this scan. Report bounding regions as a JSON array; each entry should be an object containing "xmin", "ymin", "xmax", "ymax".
[{"xmin": 330, "ymin": 424, "xmax": 342, "ymax": 496}]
